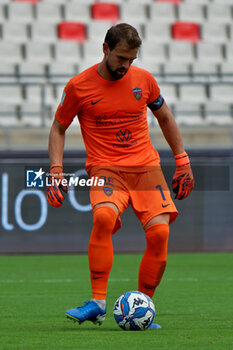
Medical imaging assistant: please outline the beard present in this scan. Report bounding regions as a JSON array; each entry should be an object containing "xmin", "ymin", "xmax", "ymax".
[{"xmin": 106, "ymin": 60, "xmax": 128, "ymax": 80}]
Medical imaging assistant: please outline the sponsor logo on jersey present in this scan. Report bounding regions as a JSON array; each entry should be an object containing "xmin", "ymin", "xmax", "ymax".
[
  {"xmin": 94, "ymin": 111, "xmax": 144, "ymax": 127},
  {"xmin": 113, "ymin": 128, "xmax": 137, "ymax": 148},
  {"xmin": 116, "ymin": 129, "xmax": 132, "ymax": 142},
  {"xmin": 132, "ymin": 87, "xmax": 142, "ymax": 101}
]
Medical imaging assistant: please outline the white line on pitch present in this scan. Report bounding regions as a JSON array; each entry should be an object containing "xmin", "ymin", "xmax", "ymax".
[{"xmin": 0, "ymin": 278, "xmax": 133, "ymax": 284}]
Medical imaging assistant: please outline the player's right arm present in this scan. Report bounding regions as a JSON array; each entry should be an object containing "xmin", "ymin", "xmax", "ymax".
[
  {"xmin": 47, "ymin": 119, "xmax": 69, "ymax": 207},
  {"xmin": 48, "ymin": 119, "xmax": 67, "ymax": 166},
  {"xmin": 47, "ymin": 78, "xmax": 80, "ymax": 207}
]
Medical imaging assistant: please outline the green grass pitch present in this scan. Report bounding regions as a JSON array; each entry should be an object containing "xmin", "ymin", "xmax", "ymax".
[{"xmin": 0, "ymin": 253, "xmax": 233, "ymax": 350}]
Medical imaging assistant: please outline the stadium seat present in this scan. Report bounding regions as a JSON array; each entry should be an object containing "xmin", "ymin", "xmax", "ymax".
[
  {"xmin": 35, "ymin": 3, "xmax": 62, "ymax": 23},
  {"xmin": 140, "ymin": 42, "xmax": 167, "ymax": 64},
  {"xmin": 134, "ymin": 60, "xmax": 162, "ymax": 77},
  {"xmin": 201, "ymin": 23, "xmax": 228, "ymax": 43},
  {"xmin": 155, "ymin": 0, "xmax": 182, "ymax": 4},
  {"xmin": 83, "ymin": 40, "xmax": 104, "ymax": 62},
  {"xmin": 209, "ymin": 84, "xmax": 233, "ymax": 103},
  {"xmin": 64, "ymin": 3, "xmax": 90, "ymax": 23},
  {"xmin": 97, "ymin": 0, "xmax": 124, "ymax": 3},
  {"xmin": 128, "ymin": 0, "xmax": 154, "ymax": 3},
  {"xmin": 8, "ymin": 2, "xmax": 34, "ymax": 23},
  {"xmin": 58, "ymin": 22, "xmax": 87, "ymax": 43},
  {"xmin": 183, "ymin": 0, "xmax": 210, "ymax": 3},
  {"xmin": 159, "ymin": 83, "xmax": 178, "ymax": 103},
  {"xmin": 24, "ymin": 85, "xmax": 56, "ymax": 106},
  {"xmin": 127, "ymin": 23, "xmax": 144, "ymax": 39},
  {"xmin": 177, "ymin": 3, "xmax": 205, "ymax": 23},
  {"xmin": 149, "ymin": 2, "xmax": 176, "ymax": 23},
  {"xmin": 0, "ymin": 0, "xmax": 11, "ymax": 4},
  {"xmin": 31, "ymin": 23, "xmax": 57, "ymax": 43},
  {"xmin": 25, "ymin": 42, "xmax": 53, "ymax": 63},
  {"xmin": 225, "ymin": 43, "xmax": 233, "ymax": 62},
  {"xmin": 144, "ymin": 23, "xmax": 172, "ymax": 43},
  {"xmin": 213, "ymin": 0, "xmax": 233, "ymax": 3},
  {"xmin": 2, "ymin": 22, "xmax": 29, "ymax": 43},
  {"xmin": 162, "ymin": 62, "xmax": 191, "ymax": 82},
  {"xmin": 169, "ymin": 41, "xmax": 195, "ymax": 63},
  {"xmin": 20, "ymin": 103, "xmax": 53, "ymax": 128},
  {"xmin": 87, "ymin": 21, "xmax": 113, "ymax": 41},
  {"xmin": 175, "ymin": 116, "xmax": 205, "ymax": 126},
  {"xmin": 179, "ymin": 83, "xmax": 208, "ymax": 103},
  {"xmin": 207, "ymin": 4, "xmax": 232, "ymax": 23},
  {"xmin": 0, "ymin": 42, "xmax": 23, "ymax": 63},
  {"xmin": 221, "ymin": 62, "xmax": 233, "ymax": 82},
  {"xmin": 66, "ymin": 0, "xmax": 95, "ymax": 3},
  {"xmin": 204, "ymin": 102, "xmax": 233, "ymax": 125},
  {"xmin": 78, "ymin": 59, "xmax": 101, "ymax": 73},
  {"xmin": 18, "ymin": 62, "xmax": 47, "ymax": 83},
  {"xmin": 191, "ymin": 62, "xmax": 220, "ymax": 82},
  {"xmin": 121, "ymin": 3, "xmax": 148, "ymax": 23},
  {"xmin": 172, "ymin": 22, "xmax": 201, "ymax": 43},
  {"xmin": 48, "ymin": 62, "xmax": 78, "ymax": 83},
  {"xmin": 196, "ymin": 43, "xmax": 223, "ymax": 63},
  {"xmin": 147, "ymin": 108, "xmax": 157, "ymax": 127},
  {"xmin": 229, "ymin": 24, "xmax": 233, "ymax": 42},
  {"xmin": 13, "ymin": 0, "xmax": 39, "ymax": 3},
  {"xmin": 0, "ymin": 5, "xmax": 6, "ymax": 22},
  {"xmin": 0, "ymin": 86, "xmax": 23, "ymax": 105},
  {"xmin": 0, "ymin": 63, "xmax": 17, "ymax": 82},
  {"xmin": 24, "ymin": 85, "xmax": 42, "ymax": 105},
  {"xmin": 173, "ymin": 102, "xmax": 204, "ymax": 126},
  {"xmin": 0, "ymin": 106, "xmax": 20, "ymax": 127},
  {"xmin": 40, "ymin": 0, "xmax": 65, "ymax": 3},
  {"xmin": 54, "ymin": 41, "xmax": 82, "ymax": 63},
  {"xmin": 20, "ymin": 103, "xmax": 43, "ymax": 128},
  {"xmin": 91, "ymin": 3, "xmax": 120, "ymax": 22}
]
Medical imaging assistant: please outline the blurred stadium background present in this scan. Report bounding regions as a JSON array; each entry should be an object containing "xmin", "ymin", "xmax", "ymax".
[{"xmin": 0, "ymin": 0, "xmax": 233, "ymax": 253}]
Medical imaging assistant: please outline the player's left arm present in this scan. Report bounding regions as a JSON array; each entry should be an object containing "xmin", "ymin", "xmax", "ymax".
[{"xmin": 151, "ymin": 100, "xmax": 195, "ymax": 200}]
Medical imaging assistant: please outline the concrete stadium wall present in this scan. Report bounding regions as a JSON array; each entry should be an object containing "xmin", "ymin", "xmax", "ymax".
[{"xmin": 0, "ymin": 149, "xmax": 232, "ymax": 253}]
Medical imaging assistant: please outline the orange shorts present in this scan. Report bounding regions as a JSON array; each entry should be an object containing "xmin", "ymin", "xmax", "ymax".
[{"xmin": 89, "ymin": 166, "xmax": 178, "ymax": 234}]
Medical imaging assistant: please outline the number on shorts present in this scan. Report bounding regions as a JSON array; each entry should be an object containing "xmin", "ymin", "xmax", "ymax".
[{"xmin": 156, "ymin": 185, "xmax": 166, "ymax": 201}]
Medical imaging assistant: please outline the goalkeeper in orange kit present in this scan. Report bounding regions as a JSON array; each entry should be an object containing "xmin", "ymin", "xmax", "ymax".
[{"xmin": 46, "ymin": 23, "xmax": 194, "ymax": 329}]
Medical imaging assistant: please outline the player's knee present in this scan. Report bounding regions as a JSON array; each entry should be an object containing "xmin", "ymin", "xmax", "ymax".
[{"xmin": 93, "ymin": 206, "xmax": 117, "ymax": 235}]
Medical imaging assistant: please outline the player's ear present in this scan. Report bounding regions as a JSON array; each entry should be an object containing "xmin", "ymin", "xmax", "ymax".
[{"xmin": 103, "ymin": 42, "xmax": 110, "ymax": 55}]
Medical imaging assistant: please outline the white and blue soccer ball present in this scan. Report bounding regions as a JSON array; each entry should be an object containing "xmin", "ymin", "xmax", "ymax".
[{"xmin": 113, "ymin": 291, "xmax": 155, "ymax": 331}]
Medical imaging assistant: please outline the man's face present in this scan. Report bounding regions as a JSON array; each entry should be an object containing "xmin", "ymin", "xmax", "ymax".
[{"xmin": 104, "ymin": 42, "xmax": 138, "ymax": 80}]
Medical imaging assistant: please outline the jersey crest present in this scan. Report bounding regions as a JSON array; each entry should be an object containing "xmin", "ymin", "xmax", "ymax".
[
  {"xmin": 103, "ymin": 186, "xmax": 113, "ymax": 196},
  {"xmin": 132, "ymin": 88, "xmax": 142, "ymax": 101}
]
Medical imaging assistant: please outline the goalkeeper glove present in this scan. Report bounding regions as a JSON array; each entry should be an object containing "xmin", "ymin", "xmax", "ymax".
[
  {"xmin": 172, "ymin": 152, "xmax": 194, "ymax": 200},
  {"xmin": 46, "ymin": 164, "xmax": 68, "ymax": 207}
]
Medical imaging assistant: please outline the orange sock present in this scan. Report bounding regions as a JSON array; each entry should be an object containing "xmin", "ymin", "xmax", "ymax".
[
  {"xmin": 138, "ymin": 223, "xmax": 170, "ymax": 298},
  {"xmin": 88, "ymin": 206, "xmax": 117, "ymax": 300}
]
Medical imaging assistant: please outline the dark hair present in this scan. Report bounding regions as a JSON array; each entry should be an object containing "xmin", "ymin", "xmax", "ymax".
[{"xmin": 104, "ymin": 23, "xmax": 142, "ymax": 51}]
